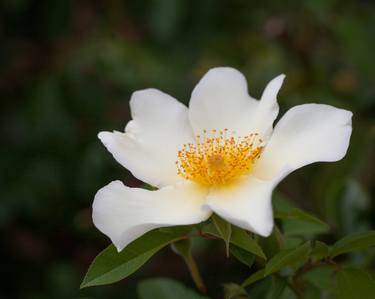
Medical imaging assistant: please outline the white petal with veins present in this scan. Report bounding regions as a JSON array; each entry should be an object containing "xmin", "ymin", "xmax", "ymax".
[
  {"xmin": 247, "ymin": 74, "xmax": 285, "ymax": 139},
  {"xmin": 189, "ymin": 67, "xmax": 285, "ymax": 140},
  {"xmin": 253, "ymin": 103, "xmax": 352, "ymax": 181},
  {"xmin": 98, "ymin": 88, "xmax": 195, "ymax": 188},
  {"xmin": 189, "ymin": 67, "xmax": 258, "ymax": 136},
  {"xmin": 93, "ymin": 180, "xmax": 211, "ymax": 251},
  {"xmin": 93, "ymin": 67, "xmax": 353, "ymax": 250},
  {"xmin": 205, "ymin": 176, "xmax": 278, "ymax": 237}
]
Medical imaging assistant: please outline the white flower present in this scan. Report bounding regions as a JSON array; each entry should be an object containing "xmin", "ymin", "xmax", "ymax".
[{"xmin": 93, "ymin": 67, "xmax": 352, "ymax": 251}]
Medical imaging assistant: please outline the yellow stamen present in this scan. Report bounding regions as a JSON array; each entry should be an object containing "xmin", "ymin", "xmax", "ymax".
[{"xmin": 176, "ymin": 129, "xmax": 263, "ymax": 186}]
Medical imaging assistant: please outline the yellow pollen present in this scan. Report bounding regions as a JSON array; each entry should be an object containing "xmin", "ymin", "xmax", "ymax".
[{"xmin": 176, "ymin": 129, "xmax": 263, "ymax": 186}]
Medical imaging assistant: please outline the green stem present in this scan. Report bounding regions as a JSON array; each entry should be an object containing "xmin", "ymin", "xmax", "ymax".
[{"xmin": 183, "ymin": 254, "xmax": 207, "ymax": 294}]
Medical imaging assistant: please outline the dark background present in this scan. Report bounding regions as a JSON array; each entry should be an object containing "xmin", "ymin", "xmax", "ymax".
[{"xmin": 1, "ymin": 0, "xmax": 374, "ymax": 298}]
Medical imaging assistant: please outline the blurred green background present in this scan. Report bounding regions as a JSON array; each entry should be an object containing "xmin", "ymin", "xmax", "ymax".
[{"xmin": 1, "ymin": 0, "xmax": 374, "ymax": 298}]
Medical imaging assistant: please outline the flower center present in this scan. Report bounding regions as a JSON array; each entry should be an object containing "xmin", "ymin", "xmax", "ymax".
[{"xmin": 176, "ymin": 129, "xmax": 263, "ymax": 186}]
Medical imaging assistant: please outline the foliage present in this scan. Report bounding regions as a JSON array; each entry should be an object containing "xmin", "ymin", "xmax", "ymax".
[
  {"xmin": 137, "ymin": 278, "xmax": 210, "ymax": 299},
  {"xmin": 1, "ymin": 0, "xmax": 374, "ymax": 298},
  {"xmin": 81, "ymin": 227, "xmax": 191, "ymax": 288}
]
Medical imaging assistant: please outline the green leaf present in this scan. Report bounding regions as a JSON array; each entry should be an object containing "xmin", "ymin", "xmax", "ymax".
[
  {"xmin": 276, "ymin": 208, "xmax": 330, "ymax": 236},
  {"xmin": 223, "ymin": 283, "xmax": 248, "ymax": 299},
  {"xmin": 336, "ymin": 268, "xmax": 375, "ymax": 299},
  {"xmin": 200, "ymin": 222, "xmax": 218, "ymax": 236},
  {"xmin": 274, "ymin": 195, "xmax": 329, "ymax": 236},
  {"xmin": 159, "ymin": 225, "xmax": 193, "ymax": 235},
  {"xmin": 273, "ymin": 192, "xmax": 295, "ymax": 214},
  {"xmin": 231, "ymin": 226, "xmax": 266, "ymax": 260},
  {"xmin": 275, "ymin": 208, "xmax": 327, "ymax": 226},
  {"xmin": 212, "ymin": 214, "xmax": 232, "ymax": 257},
  {"xmin": 284, "ymin": 236, "xmax": 303, "ymax": 249},
  {"xmin": 137, "ymin": 278, "xmax": 210, "ymax": 299},
  {"xmin": 264, "ymin": 241, "xmax": 312, "ymax": 276},
  {"xmin": 330, "ymin": 230, "xmax": 375, "ymax": 258},
  {"xmin": 268, "ymin": 276, "xmax": 288, "ymax": 299},
  {"xmin": 311, "ymin": 241, "xmax": 330, "ymax": 261},
  {"xmin": 230, "ymin": 245, "xmax": 255, "ymax": 268},
  {"xmin": 202, "ymin": 224, "xmax": 266, "ymax": 259},
  {"xmin": 80, "ymin": 227, "xmax": 190, "ymax": 288},
  {"xmin": 303, "ymin": 265, "xmax": 335, "ymax": 291},
  {"xmin": 246, "ymin": 276, "xmax": 288, "ymax": 299},
  {"xmin": 257, "ymin": 226, "xmax": 284, "ymax": 259},
  {"xmin": 241, "ymin": 269, "xmax": 266, "ymax": 288}
]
